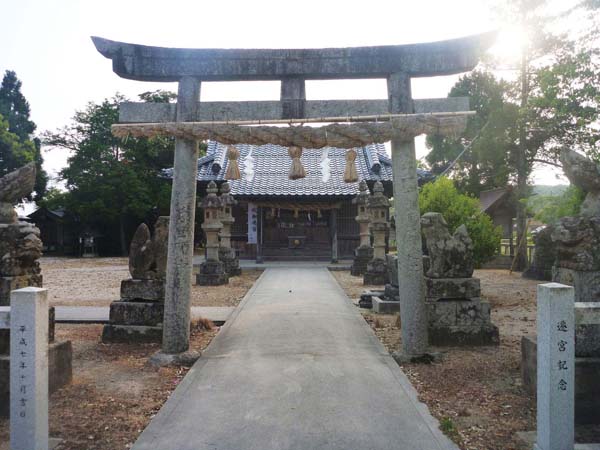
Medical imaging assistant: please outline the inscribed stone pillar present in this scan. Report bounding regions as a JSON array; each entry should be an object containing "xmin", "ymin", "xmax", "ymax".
[
  {"xmin": 162, "ymin": 77, "xmax": 200, "ymax": 355},
  {"xmin": 10, "ymin": 287, "xmax": 48, "ymax": 450},
  {"xmin": 388, "ymin": 72, "xmax": 428, "ymax": 358},
  {"xmin": 535, "ymin": 283, "xmax": 575, "ymax": 450}
]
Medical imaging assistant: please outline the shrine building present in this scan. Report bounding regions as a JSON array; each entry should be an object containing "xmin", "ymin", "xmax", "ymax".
[{"xmin": 191, "ymin": 141, "xmax": 430, "ymax": 262}]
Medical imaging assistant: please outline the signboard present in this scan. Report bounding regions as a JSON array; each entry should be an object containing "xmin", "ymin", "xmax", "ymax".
[{"xmin": 248, "ymin": 203, "xmax": 258, "ymax": 244}]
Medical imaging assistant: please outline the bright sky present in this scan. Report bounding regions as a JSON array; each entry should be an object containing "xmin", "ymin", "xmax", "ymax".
[{"xmin": 1, "ymin": 0, "xmax": 568, "ymax": 190}]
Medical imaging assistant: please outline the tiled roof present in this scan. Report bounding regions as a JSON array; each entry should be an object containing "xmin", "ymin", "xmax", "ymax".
[{"xmin": 197, "ymin": 141, "xmax": 396, "ymax": 197}]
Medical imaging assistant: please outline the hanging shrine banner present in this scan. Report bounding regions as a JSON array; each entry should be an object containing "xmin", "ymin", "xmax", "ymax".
[{"xmin": 248, "ymin": 203, "xmax": 258, "ymax": 244}]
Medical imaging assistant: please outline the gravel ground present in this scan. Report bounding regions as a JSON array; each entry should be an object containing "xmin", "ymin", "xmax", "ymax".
[{"xmin": 40, "ymin": 257, "xmax": 263, "ymax": 307}]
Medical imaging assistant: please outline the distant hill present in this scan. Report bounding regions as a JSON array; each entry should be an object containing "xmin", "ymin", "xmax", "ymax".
[{"xmin": 531, "ymin": 185, "xmax": 569, "ymax": 197}]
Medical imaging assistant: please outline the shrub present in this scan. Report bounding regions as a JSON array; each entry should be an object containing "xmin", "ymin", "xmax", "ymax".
[{"xmin": 419, "ymin": 177, "xmax": 502, "ymax": 267}]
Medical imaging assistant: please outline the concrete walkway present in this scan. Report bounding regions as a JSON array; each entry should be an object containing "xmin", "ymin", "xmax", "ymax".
[{"xmin": 132, "ymin": 267, "xmax": 458, "ymax": 450}]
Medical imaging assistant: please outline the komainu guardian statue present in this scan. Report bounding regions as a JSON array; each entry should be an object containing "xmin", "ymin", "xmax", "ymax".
[{"xmin": 0, "ymin": 163, "xmax": 43, "ymax": 305}]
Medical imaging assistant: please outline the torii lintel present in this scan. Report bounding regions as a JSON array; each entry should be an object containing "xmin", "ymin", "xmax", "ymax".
[{"xmin": 91, "ymin": 32, "xmax": 496, "ymax": 82}]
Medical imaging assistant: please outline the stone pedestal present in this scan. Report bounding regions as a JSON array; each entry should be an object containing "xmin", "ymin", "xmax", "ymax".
[
  {"xmin": 425, "ymin": 277, "xmax": 499, "ymax": 346},
  {"xmin": 102, "ymin": 279, "xmax": 165, "ymax": 343},
  {"xmin": 363, "ymin": 257, "xmax": 388, "ymax": 285},
  {"xmin": 197, "ymin": 260, "xmax": 229, "ymax": 286},
  {"xmin": 219, "ymin": 247, "xmax": 241, "ymax": 277},
  {"xmin": 553, "ymin": 267, "xmax": 600, "ymax": 304},
  {"xmin": 351, "ymin": 246, "xmax": 373, "ymax": 276},
  {"xmin": 522, "ymin": 335, "xmax": 600, "ymax": 425}
]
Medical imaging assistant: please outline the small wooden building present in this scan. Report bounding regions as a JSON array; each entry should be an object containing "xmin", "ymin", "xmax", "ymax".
[
  {"xmin": 479, "ymin": 187, "xmax": 518, "ymax": 241},
  {"xmin": 193, "ymin": 142, "xmax": 430, "ymax": 262},
  {"xmin": 27, "ymin": 208, "xmax": 79, "ymax": 255}
]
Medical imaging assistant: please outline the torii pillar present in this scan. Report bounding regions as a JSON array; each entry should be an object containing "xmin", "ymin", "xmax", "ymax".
[
  {"xmin": 159, "ymin": 77, "xmax": 200, "ymax": 361},
  {"xmin": 388, "ymin": 73, "xmax": 428, "ymax": 359}
]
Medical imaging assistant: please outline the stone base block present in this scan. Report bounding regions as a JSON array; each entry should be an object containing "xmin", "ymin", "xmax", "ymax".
[
  {"xmin": 553, "ymin": 268, "xmax": 600, "ymax": 303},
  {"xmin": 429, "ymin": 323, "xmax": 499, "ymax": 346},
  {"xmin": 384, "ymin": 284, "xmax": 399, "ymax": 301},
  {"xmin": 149, "ymin": 350, "xmax": 201, "ymax": 368},
  {"xmin": 363, "ymin": 258, "xmax": 388, "ymax": 285},
  {"xmin": 426, "ymin": 300, "xmax": 498, "ymax": 346},
  {"xmin": 0, "ymin": 340, "xmax": 72, "ymax": 417},
  {"xmin": 102, "ymin": 324, "xmax": 163, "ymax": 343},
  {"xmin": 196, "ymin": 260, "xmax": 229, "ymax": 286},
  {"xmin": 576, "ymin": 321, "xmax": 600, "ymax": 358},
  {"xmin": 358, "ymin": 290, "xmax": 384, "ymax": 309},
  {"xmin": 0, "ymin": 274, "xmax": 43, "ymax": 306},
  {"xmin": 522, "ymin": 335, "xmax": 600, "ymax": 425},
  {"xmin": 108, "ymin": 301, "xmax": 164, "ymax": 326},
  {"xmin": 372, "ymin": 296, "xmax": 400, "ymax": 314},
  {"xmin": 121, "ymin": 278, "xmax": 164, "ymax": 301},
  {"xmin": 350, "ymin": 246, "xmax": 373, "ymax": 276},
  {"xmin": 220, "ymin": 248, "xmax": 241, "ymax": 277},
  {"xmin": 425, "ymin": 277, "xmax": 480, "ymax": 302}
]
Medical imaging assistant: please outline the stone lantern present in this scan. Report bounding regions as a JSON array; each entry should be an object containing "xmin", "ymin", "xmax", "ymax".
[
  {"xmin": 350, "ymin": 181, "xmax": 373, "ymax": 276},
  {"xmin": 218, "ymin": 182, "xmax": 241, "ymax": 276},
  {"xmin": 197, "ymin": 181, "xmax": 229, "ymax": 285},
  {"xmin": 363, "ymin": 181, "xmax": 390, "ymax": 285}
]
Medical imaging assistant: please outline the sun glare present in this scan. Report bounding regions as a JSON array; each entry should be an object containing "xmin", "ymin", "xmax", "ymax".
[{"xmin": 491, "ymin": 26, "xmax": 528, "ymax": 65}]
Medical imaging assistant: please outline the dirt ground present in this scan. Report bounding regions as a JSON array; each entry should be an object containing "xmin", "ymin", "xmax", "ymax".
[
  {"xmin": 0, "ymin": 324, "xmax": 217, "ymax": 450},
  {"xmin": 333, "ymin": 269, "xmax": 600, "ymax": 450},
  {"xmin": 2, "ymin": 260, "xmax": 594, "ymax": 449},
  {"xmin": 0, "ymin": 257, "xmax": 262, "ymax": 450},
  {"xmin": 41, "ymin": 257, "xmax": 263, "ymax": 307}
]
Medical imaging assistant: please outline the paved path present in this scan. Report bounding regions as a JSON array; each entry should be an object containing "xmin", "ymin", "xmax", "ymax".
[
  {"xmin": 132, "ymin": 267, "xmax": 458, "ymax": 450},
  {"xmin": 54, "ymin": 306, "xmax": 234, "ymax": 325}
]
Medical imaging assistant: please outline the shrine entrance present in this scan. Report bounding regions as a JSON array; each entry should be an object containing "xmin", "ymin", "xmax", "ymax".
[
  {"xmin": 261, "ymin": 204, "xmax": 333, "ymax": 260},
  {"xmin": 92, "ymin": 31, "xmax": 494, "ymax": 360}
]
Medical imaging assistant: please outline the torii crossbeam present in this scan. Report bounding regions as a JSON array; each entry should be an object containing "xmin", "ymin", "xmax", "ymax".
[{"xmin": 93, "ymin": 32, "xmax": 495, "ymax": 362}]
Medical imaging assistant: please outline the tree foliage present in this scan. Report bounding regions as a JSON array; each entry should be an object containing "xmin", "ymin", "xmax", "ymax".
[
  {"xmin": 426, "ymin": 71, "xmax": 513, "ymax": 197},
  {"xmin": 0, "ymin": 70, "xmax": 47, "ymax": 199},
  {"xmin": 527, "ymin": 185, "xmax": 585, "ymax": 224},
  {"xmin": 419, "ymin": 177, "xmax": 502, "ymax": 267},
  {"xmin": 43, "ymin": 92, "xmax": 178, "ymax": 255},
  {"xmin": 425, "ymin": 0, "xmax": 599, "ymax": 269}
]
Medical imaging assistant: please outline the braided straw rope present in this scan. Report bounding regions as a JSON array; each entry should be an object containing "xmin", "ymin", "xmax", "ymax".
[
  {"xmin": 224, "ymin": 145, "xmax": 241, "ymax": 180},
  {"xmin": 343, "ymin": 149, "xmax": 358, "ymax": 183},
  {"xmin": 112, "ymin": 113, "xmax": 470, "ymax": 149},
  {"xmin": 288, "ymin": 146, "xmax": 306, "ymax": 180}
]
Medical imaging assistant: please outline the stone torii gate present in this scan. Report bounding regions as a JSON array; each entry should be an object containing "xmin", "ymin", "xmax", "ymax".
[{"xmin": 92, "ymin": 32, "xmax": 494, "ymax": 362}]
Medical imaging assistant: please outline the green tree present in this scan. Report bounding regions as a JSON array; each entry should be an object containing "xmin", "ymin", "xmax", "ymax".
[
  {"xmin": 494, "ymin": 0, "xmax": 600, "ymax": 270},
  {"xmin": 426, "ymin": 70, "xmax": 512, "ymax": 197},
  {"xmin": 427, "ymin": 1, "xmax": 599, "ymax": 270},
  {"xmin": 0, "ymin": 70, "xmax": 47, "ymax": 199},
  {"xmin": 0, "ymin": 113, "xmax": 36, "ymax": 175},
  {"xmin": 527, "ymin": 185, "xmax": 585, "ymax": 224},
  {"xmin": 419, "ymin": 177, "xmax": 502, "ymax": 267},
  {"xmin": 43, "ymin": 92, "xmax": 177, "ymax": 255}
]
